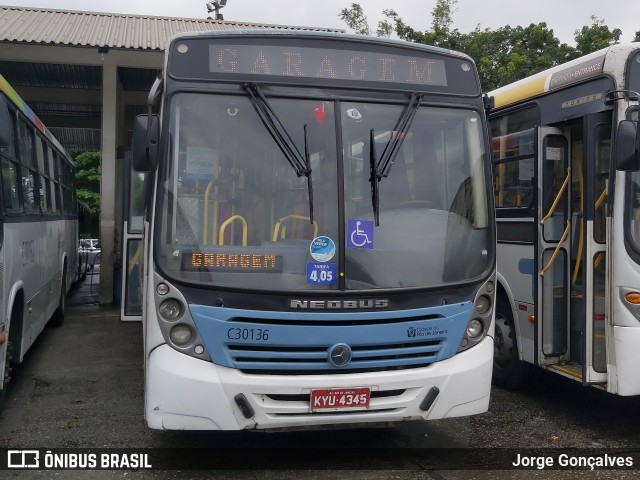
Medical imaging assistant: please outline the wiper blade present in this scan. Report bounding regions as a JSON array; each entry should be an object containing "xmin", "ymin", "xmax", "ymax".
[
  {"xmin": 244, "ymin": 83, "xmax": 314, "ymax": 223},
  {"xmin": 369, "ymin": 92, "xmax": 423, "ymax": 226},
  {"xmin": 304, "ymin": 124, "xmax": 314, "ymax": 224}
]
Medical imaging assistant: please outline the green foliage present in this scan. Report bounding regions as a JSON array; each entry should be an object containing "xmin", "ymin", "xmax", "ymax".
[
  {"xmin": 574, "ymin": 16, "xmax": 622, "ymax": 56},
  {"xmin": 339, "ymin": 3, "xmax": 370, "ymax": 36},
  {"xmin": 71, "ymin": 151, "xmax": 101, "ymax": 214},
  {"xmin": 339, "ymin": 2, "xmax": 628, "ymax": 91}
]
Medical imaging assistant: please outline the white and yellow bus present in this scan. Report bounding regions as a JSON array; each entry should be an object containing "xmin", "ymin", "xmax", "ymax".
[
  {"xmin": 0, "ymin": 74, "xmax": 79, "ymax": 394},
  {"xmin": 488, "ymin": 43, "xmax": 640, "ymax": 394}
]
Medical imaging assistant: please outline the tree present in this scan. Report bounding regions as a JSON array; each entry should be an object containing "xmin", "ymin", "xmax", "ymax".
[
  {"xmin": 339, "ymin": 3, "xmax": 370, "ymax": 36},
  {"xmin": 72, "ymin": 151, "xmax": 101, "ymax": 237},
  {"xmin": 338, "ymin": 3, "xmax": 626, "ymax": 91},
  {"xmin": 574, "ymin": 15, "xmax": 622, "ymax": 56}
]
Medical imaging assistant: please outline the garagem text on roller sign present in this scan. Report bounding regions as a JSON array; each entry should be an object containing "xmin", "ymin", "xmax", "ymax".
[{"xmin": 5, "ymin": 450, "xmax": 152, "ymax": 470}]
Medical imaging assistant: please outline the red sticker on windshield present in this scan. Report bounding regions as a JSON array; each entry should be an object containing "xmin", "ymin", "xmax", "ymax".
[{"xmin": 314, "ymin": 103, "xmax": 326, "ymax": 124}]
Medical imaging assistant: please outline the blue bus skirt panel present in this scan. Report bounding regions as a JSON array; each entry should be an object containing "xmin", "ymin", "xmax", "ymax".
[{"xmin": 189, "ymin": 302, "xmax": 473, "ymax": 373}]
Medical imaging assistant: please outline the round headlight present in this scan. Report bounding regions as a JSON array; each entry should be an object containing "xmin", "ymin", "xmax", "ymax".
[
  {"xmin": 466, "ymin": 319, "xmax": 484, "ymax": 338},
  {"xmin": 159, "ymin": 299, "xmax": 182, "ymax": 321},
  {"xmin": 475, "ymin": 295, "xmax": 491, "ymax": 315},
  {"xmin": 156, "ymin": 283, "xmax": 170, "ymax": 295},
  {"xmin": 170, "ymin": 324, "xmax": 192, "ymax": 346}
]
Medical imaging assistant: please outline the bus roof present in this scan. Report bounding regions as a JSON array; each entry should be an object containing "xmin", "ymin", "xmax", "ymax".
[
  {"xmin": 165, "ymin": 28, "xmax": 474, "ymax": 62},
  {"xmin": 488, "ymin": 42, "xmax": 640, "ymax": 109},
  {"xmin": 0, "ymin": 73, "xmax": 69, "ymax": 158}
]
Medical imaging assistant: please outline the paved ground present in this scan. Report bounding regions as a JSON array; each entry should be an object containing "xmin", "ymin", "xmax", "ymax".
[
  {"xmin": 1, "ymin": 276, "xmax": 640, "ymax": 478},
  {"xmin": 68, "ymin": 268, "xmax": 101, "ymax": 307}
]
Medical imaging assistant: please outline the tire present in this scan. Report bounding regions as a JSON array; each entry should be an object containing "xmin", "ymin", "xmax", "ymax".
[
  {"xmin": 493, "ymin": 299, "xmax": 529, "ymax": 389},
  {"xmin": 50, "ymin": 273, "xmax": 66, "ymax": 327},
  {"xmin": 0, "ymin": 340, "xmax": 15, "ymax": 407}
]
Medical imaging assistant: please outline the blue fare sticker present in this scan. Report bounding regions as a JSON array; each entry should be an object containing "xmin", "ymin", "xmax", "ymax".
[
  {"xmin": 347, "ymin": 219, "xmax": 374, "ymax": 249},
  {"xmin": 307, "ymin": 263, "xmax": 337, "ymax": 284},
  {"xmin": 309, "ymin": 236, "xmax": 336, "ymax": 262}
]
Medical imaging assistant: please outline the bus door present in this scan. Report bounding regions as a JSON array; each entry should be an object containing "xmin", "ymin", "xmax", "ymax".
[
  {"xmin": 580, "ymin": 112, "xmax": 611, "ymax": 384},
  {"xmin": 537, "ymin": 115, "xmax": 611, "ymax": 384},
  {"xmin": 120, "ymin": 151, "xmax": 146, "ymax": 322},
  {"xmin": 537, "ymin": 127, "xmax": 571, "ymax": 368}
]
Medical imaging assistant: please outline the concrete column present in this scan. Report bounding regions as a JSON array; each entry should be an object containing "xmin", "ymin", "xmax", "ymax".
[{"xmin": 99, "ymin": 59, "xmax": 119, "ymax": 304}]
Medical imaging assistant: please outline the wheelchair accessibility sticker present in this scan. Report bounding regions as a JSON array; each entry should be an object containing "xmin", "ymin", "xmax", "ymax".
[
  {"xmin": 310, "ymin": 236, "xmax": 336, "ymax": 262},
  {"xmin": 307, "ymin": 262, "xmax": 337, "ymax": 285},
  {"xmin": 347, "ymin": 219, "xmax": 374, "ymax": 249}
]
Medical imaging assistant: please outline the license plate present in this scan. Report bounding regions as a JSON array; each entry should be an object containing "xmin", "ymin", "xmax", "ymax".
[{"xmin": 310, "ymin": 387, "xmax": 370, "ymax": 411}]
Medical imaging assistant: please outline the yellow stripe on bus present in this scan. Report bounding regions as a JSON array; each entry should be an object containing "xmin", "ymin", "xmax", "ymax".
[{"xmin": 493, "ymin": 76, "xmax": 547, "ymax": 108}]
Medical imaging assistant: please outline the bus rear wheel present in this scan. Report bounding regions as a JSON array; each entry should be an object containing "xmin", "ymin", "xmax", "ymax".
[
  {"xmin": 493, "ymin": 299, "xmax": 528, "ymax": 389},
  {"xmin": 1, "ymin": 340, "xmax": 14, "ymax": 404}
]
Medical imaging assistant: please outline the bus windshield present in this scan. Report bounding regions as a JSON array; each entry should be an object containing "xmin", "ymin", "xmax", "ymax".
[{"xmin": 156, "ymin": 92, "xmax": 491, "ymax": 291}]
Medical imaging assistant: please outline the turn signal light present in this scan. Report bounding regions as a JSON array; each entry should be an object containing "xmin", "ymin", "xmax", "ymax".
[
  {"xmin": 528, "ymin": 314, "xmax": 535, "ymax": 323},
  {"xmin": 626, "ymin": 293, "xmax": 640, "ymax": 304}
]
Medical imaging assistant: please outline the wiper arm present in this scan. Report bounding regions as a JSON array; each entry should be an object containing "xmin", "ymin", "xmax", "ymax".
[
  {"xmin": 369, "ymin": 128, "xmax": 380, "ymax": 226},
  {"xmin": 244, "ymin": 82, "xmax": 314, "ymax": 223},
  {"xmin": 369, "ymin": 92, "xmax": 423, "ymax": 226}
]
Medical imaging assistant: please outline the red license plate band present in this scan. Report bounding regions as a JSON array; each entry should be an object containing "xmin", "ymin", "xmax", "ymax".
[{"xmin": 310, "ymin": 387, "xmax": 371, "ymax": 411}]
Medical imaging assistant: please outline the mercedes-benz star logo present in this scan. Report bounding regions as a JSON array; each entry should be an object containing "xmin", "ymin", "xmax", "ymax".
[{"xmin": 329, "ymin": 343, "xmax": 352, "ymax": 367}]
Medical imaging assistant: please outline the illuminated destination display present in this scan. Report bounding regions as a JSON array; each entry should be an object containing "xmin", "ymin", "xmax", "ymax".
[
  {"xmin": 207, "ymin": 44, "xmax": 448, "ymax": 86},
  {"xmin": 183, "ymin": 252, "xmax": 283, "ymax": 273}
]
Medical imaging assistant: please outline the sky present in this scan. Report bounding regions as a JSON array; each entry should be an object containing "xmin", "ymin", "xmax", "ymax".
[{"xmin": 3, "ymin": 0, "xmax": 640, "ymax": 46}]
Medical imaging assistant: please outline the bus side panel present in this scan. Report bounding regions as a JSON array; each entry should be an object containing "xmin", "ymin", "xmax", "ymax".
[
  {"xmin": 0, "ymin": 243, "xmax": 5, "ymax": 389},
  {"xmin": 497, "ymin": 242, "xmax": 536, "ymax": 364},
  {"xmin": 608, "ymin": 177, "xmax": 640, "ymax": 395},
  {"xmin": 5, "ymin": 221, "xmax": 44, "ymax": 352},
  {"xmin": 43, "ymin": 218, "xmax": 66, "ymax": 320}
]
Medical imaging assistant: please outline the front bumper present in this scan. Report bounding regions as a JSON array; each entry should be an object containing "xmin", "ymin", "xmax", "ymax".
[{"xmin": 145, "ymin": 335, "xmax": 493, "ymax": 430}]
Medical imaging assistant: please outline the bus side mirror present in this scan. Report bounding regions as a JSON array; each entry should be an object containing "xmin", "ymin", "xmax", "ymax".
[
  {"xmin": 615, "ymin": 120, "xmax": 640, "ymax": 171},
  {"xmin": 132, "ymin": 114, "xmax": 159, "ymax": 172},
  {"xmin": 0, "ymin": 95, "xmax": 12, "ymax": 147}
]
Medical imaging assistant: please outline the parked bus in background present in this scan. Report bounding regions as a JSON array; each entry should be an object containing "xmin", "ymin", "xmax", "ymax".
[
  {"xmin": 488, "ymin": 43, "xmax": 640, "ymax": 394},
  {"xmin": 0, "ymin": 74, "xmax": 79, "ymax": 395},
  {"xmin": 132, "ymin": 30, "xmax": 496, "ymax": 430}
]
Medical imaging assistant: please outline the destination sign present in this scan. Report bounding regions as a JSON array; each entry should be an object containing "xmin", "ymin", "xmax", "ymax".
[
  {"xmin": 208, "ymin": 44, "xmax": 448, "ymax": 86},
  {"xmin": 182, "ymin": 252, "xmax": 283, "ymax": 273}
]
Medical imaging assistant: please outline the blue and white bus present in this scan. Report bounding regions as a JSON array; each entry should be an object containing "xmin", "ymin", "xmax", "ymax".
[
  {"xmin": 0, "ymin": 74, "xmax": 79, "ymax": 393},
  {"xmin": 132, "ymin": 30, "xmax": 496, "ymax": 430}
]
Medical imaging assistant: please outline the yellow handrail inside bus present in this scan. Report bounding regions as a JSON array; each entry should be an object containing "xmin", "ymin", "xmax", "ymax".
[
  {"xmin": 540, "ymin": 219, "xmax": 571, "ymax": 276},
  {"xmin": 540, "ymin": 167, "xmax": 571, "ymax": 225},
  {"xmin": 572, "ymin": 161, "xmax": 584, "ymax": 285},
  {"xmin": 593, "ymin": 187, "xmax": 608, "ymax": 272},
  {"xmin": 595, "ymin": 187, "xmax": 607, "ymax": 209},
  {"xmin": 218, "ymin": 215, "xmax": 248, "ymax": 246},
  {"xmin": 272, "ymin": 215, "xmax": 318, "ymax": 241},
  {"xmin": 203, "ymin": 181, "xmax": 219, "ymax": 245}
]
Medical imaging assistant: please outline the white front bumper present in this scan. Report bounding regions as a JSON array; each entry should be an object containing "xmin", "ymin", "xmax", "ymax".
[{"xmin": 145, "ymin": 336, "xmax": 493, "ymax": 430}]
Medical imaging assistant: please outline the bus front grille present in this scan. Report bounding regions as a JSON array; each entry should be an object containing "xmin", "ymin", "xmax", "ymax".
[{"xmin": 227, "ymin": 339, "xmax": 442, "ymax": 374}]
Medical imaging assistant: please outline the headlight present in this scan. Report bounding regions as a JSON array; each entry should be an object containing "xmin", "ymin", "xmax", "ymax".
[
  {"xmin": 159, "ymin": 299, "xmax": 182, "ymax": 321},
  {"xmin": 466, "ymin": 319, "xmax": 484, "ymax": 338},
  {"xmin": 475, "ymin": 295, "xmax": 491, "ymax": 315},
  {"xmin": 170, "ymin": 324, "xmax": 192, "ymax": 346}
]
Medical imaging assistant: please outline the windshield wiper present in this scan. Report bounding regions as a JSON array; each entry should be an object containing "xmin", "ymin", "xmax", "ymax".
[
  {"xmin": 369, "ymin": 93, "xmax": 423, "ymax": 226},
  {"xmin": 244, "ymin": 83, "xmax": 314, "ymax": 223}
]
